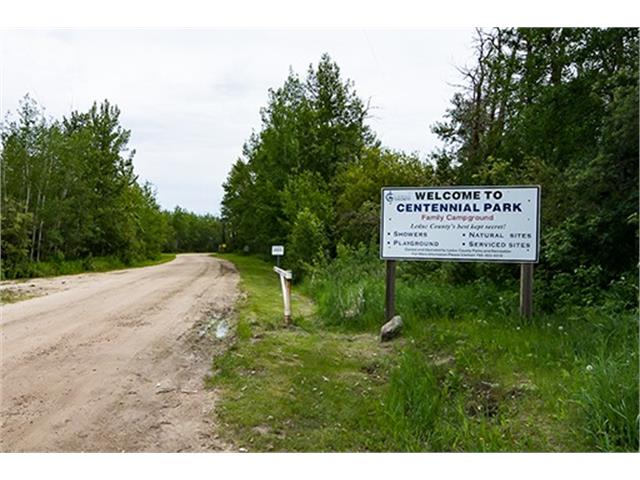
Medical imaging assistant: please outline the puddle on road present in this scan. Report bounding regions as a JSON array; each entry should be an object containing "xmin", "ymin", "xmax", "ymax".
[
  {"xmin": 198, "ymin": 314, "xmax": 230, "ymax": 340},
  {"xmin": 215, "ymin": 320, "xmax": 229, "ymax": 339}
]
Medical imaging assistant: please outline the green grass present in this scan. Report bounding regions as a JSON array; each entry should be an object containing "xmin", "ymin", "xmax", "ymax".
[
  {"xmin": 2, "ymin": 253, "xmax": 176, "ymax": 280},
  {"xmin": 0, "ymin": 289, "xmax": 39, "ymax": 304},
  {"xmin": 209, "ymin": 252, "xmax": 639, "ymax": 452},
  {"xmin": 209, "ymin": 253, "xmax": 401, "ymax": 451}
]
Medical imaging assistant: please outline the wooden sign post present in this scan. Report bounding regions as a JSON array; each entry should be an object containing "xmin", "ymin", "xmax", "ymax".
[
  {"xmin": 385, "ymin": 260, "xmax": 396, "ymax": 321},
  {"xmin": 519, "ymin": 263, "xmax": 534, "ymax": 318}
]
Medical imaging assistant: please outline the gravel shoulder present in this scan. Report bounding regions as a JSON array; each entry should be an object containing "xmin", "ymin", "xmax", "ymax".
[{"xmin": 0, "ymin": 253, "xmax": 239, "ymax": 452}]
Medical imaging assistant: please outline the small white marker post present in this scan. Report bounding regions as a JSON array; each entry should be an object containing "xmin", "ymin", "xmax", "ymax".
[
  {"xmin": 273, "ymin": 266, "xmax": 293, "ymax": 324},
  {"xmin": 271, "ymin": 245, "xmax": 284, "ymax": 267}
]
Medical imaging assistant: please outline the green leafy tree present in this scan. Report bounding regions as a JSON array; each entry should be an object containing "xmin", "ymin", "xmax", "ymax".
[
  {"xmin": 0, "ymin": 198, "xmax": 34, "ymax": 278},
  {"xmin": 280, "ymin": 171, "xmax": 334, "ymax": 232},
  {"xmin": 221, "ymin": 54, "xmax": 376, "ymax": 257},
  {"xmin": 165, "ymin": 206, "xmax": 223, "ymax": 253},
  {"xmin": 1, "ymin": 96, "xmax": 184, "ymax": 277},
  {"xmin": 333, "ymin": 147, "xmax": 432, "ymax": 246},
  {"xmin": 431, "ymin": 27, "xmax": 639, "ymax": 306},
  {"xmin": 287, "ymin": 208, "xmax": 327, "ymax": 278}
]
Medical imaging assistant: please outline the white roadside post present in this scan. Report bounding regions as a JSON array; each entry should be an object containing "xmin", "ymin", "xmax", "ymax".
[
  {"xmin": 273, "ymin": 266, "xmax": 293, "ymax": 324},
  {"xmin": 271, "ymin": 245, "xmax": 291, "ymax": 323}
]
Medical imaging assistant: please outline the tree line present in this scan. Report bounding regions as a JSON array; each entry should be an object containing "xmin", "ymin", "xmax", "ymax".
[
  {"xmin": 0, "ymin": 97, "xmax": 223, "ymax": 279},
  {"xmin": 222, "ymin": 53, "xmax": 431, "ymax": 274},
  {"xmin": 222, "ymin": 29, "xmax": 638, "ymax": 309},
  {"xmin": 431, "ymin": 28, "xmax": 638, "ymax": 308}
]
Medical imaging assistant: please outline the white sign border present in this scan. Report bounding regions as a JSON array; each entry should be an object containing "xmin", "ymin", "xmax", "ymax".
[{"xmin": 379, "ymin": 185, "xmax": 541, "ymax": 264}]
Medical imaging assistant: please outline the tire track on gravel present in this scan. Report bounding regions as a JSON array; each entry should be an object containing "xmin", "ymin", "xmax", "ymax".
[{"xmin": 0, "ymin": 254, "xmax": 239, "ymax": 452}]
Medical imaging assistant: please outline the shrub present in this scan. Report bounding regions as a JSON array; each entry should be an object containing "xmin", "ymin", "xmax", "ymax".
[
  {"xmin": 287, "ymin": 208, "xmax": 328, "ymax": 280},
  {"xmin": 575, "ymin": 350, "xmax": 639, "ymax": 451}
]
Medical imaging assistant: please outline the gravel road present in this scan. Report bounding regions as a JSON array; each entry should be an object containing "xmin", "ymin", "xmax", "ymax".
[{"xmin": 0, "ymin": 254, "xmax": 239, "ymax": 452}]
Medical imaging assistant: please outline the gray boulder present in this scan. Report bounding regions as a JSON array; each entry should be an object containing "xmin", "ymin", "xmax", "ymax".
[{"xmin": 380, "ymin": 315, "xmax": 403, "ymax": 342}]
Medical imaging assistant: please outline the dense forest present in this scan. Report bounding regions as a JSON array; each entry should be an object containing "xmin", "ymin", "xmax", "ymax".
[
  {"xmin": 0, "ymin": 98, "xmax": 223, "ymax": 279},
  {"xmin": 222, "ymin": 28, "xmax": 639, "ymax": 311}
]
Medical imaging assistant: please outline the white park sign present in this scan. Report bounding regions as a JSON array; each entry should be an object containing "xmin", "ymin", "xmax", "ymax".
[{"xmin": 380, "ymin": 186, "xmax": 540, "ymax": 263}]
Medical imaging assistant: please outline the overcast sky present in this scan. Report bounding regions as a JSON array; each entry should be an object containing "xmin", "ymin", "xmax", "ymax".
[{"xmin": 0, "ymin": 29, "xmax": 476, "ymax": 215}]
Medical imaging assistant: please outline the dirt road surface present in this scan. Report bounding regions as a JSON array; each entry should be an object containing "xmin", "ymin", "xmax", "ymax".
[{"xmin": 0, "ymin": 254, "xmax": 239, "ymax": 452}]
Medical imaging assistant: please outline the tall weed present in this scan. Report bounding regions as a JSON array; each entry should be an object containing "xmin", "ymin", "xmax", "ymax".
[
  {"xmin": 305, "ymin": 246, "xmax": 639, "ymax": 451},
  {"xmin": 574, "ymin": 348, "xmax": 639, "ymax": 451}
]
